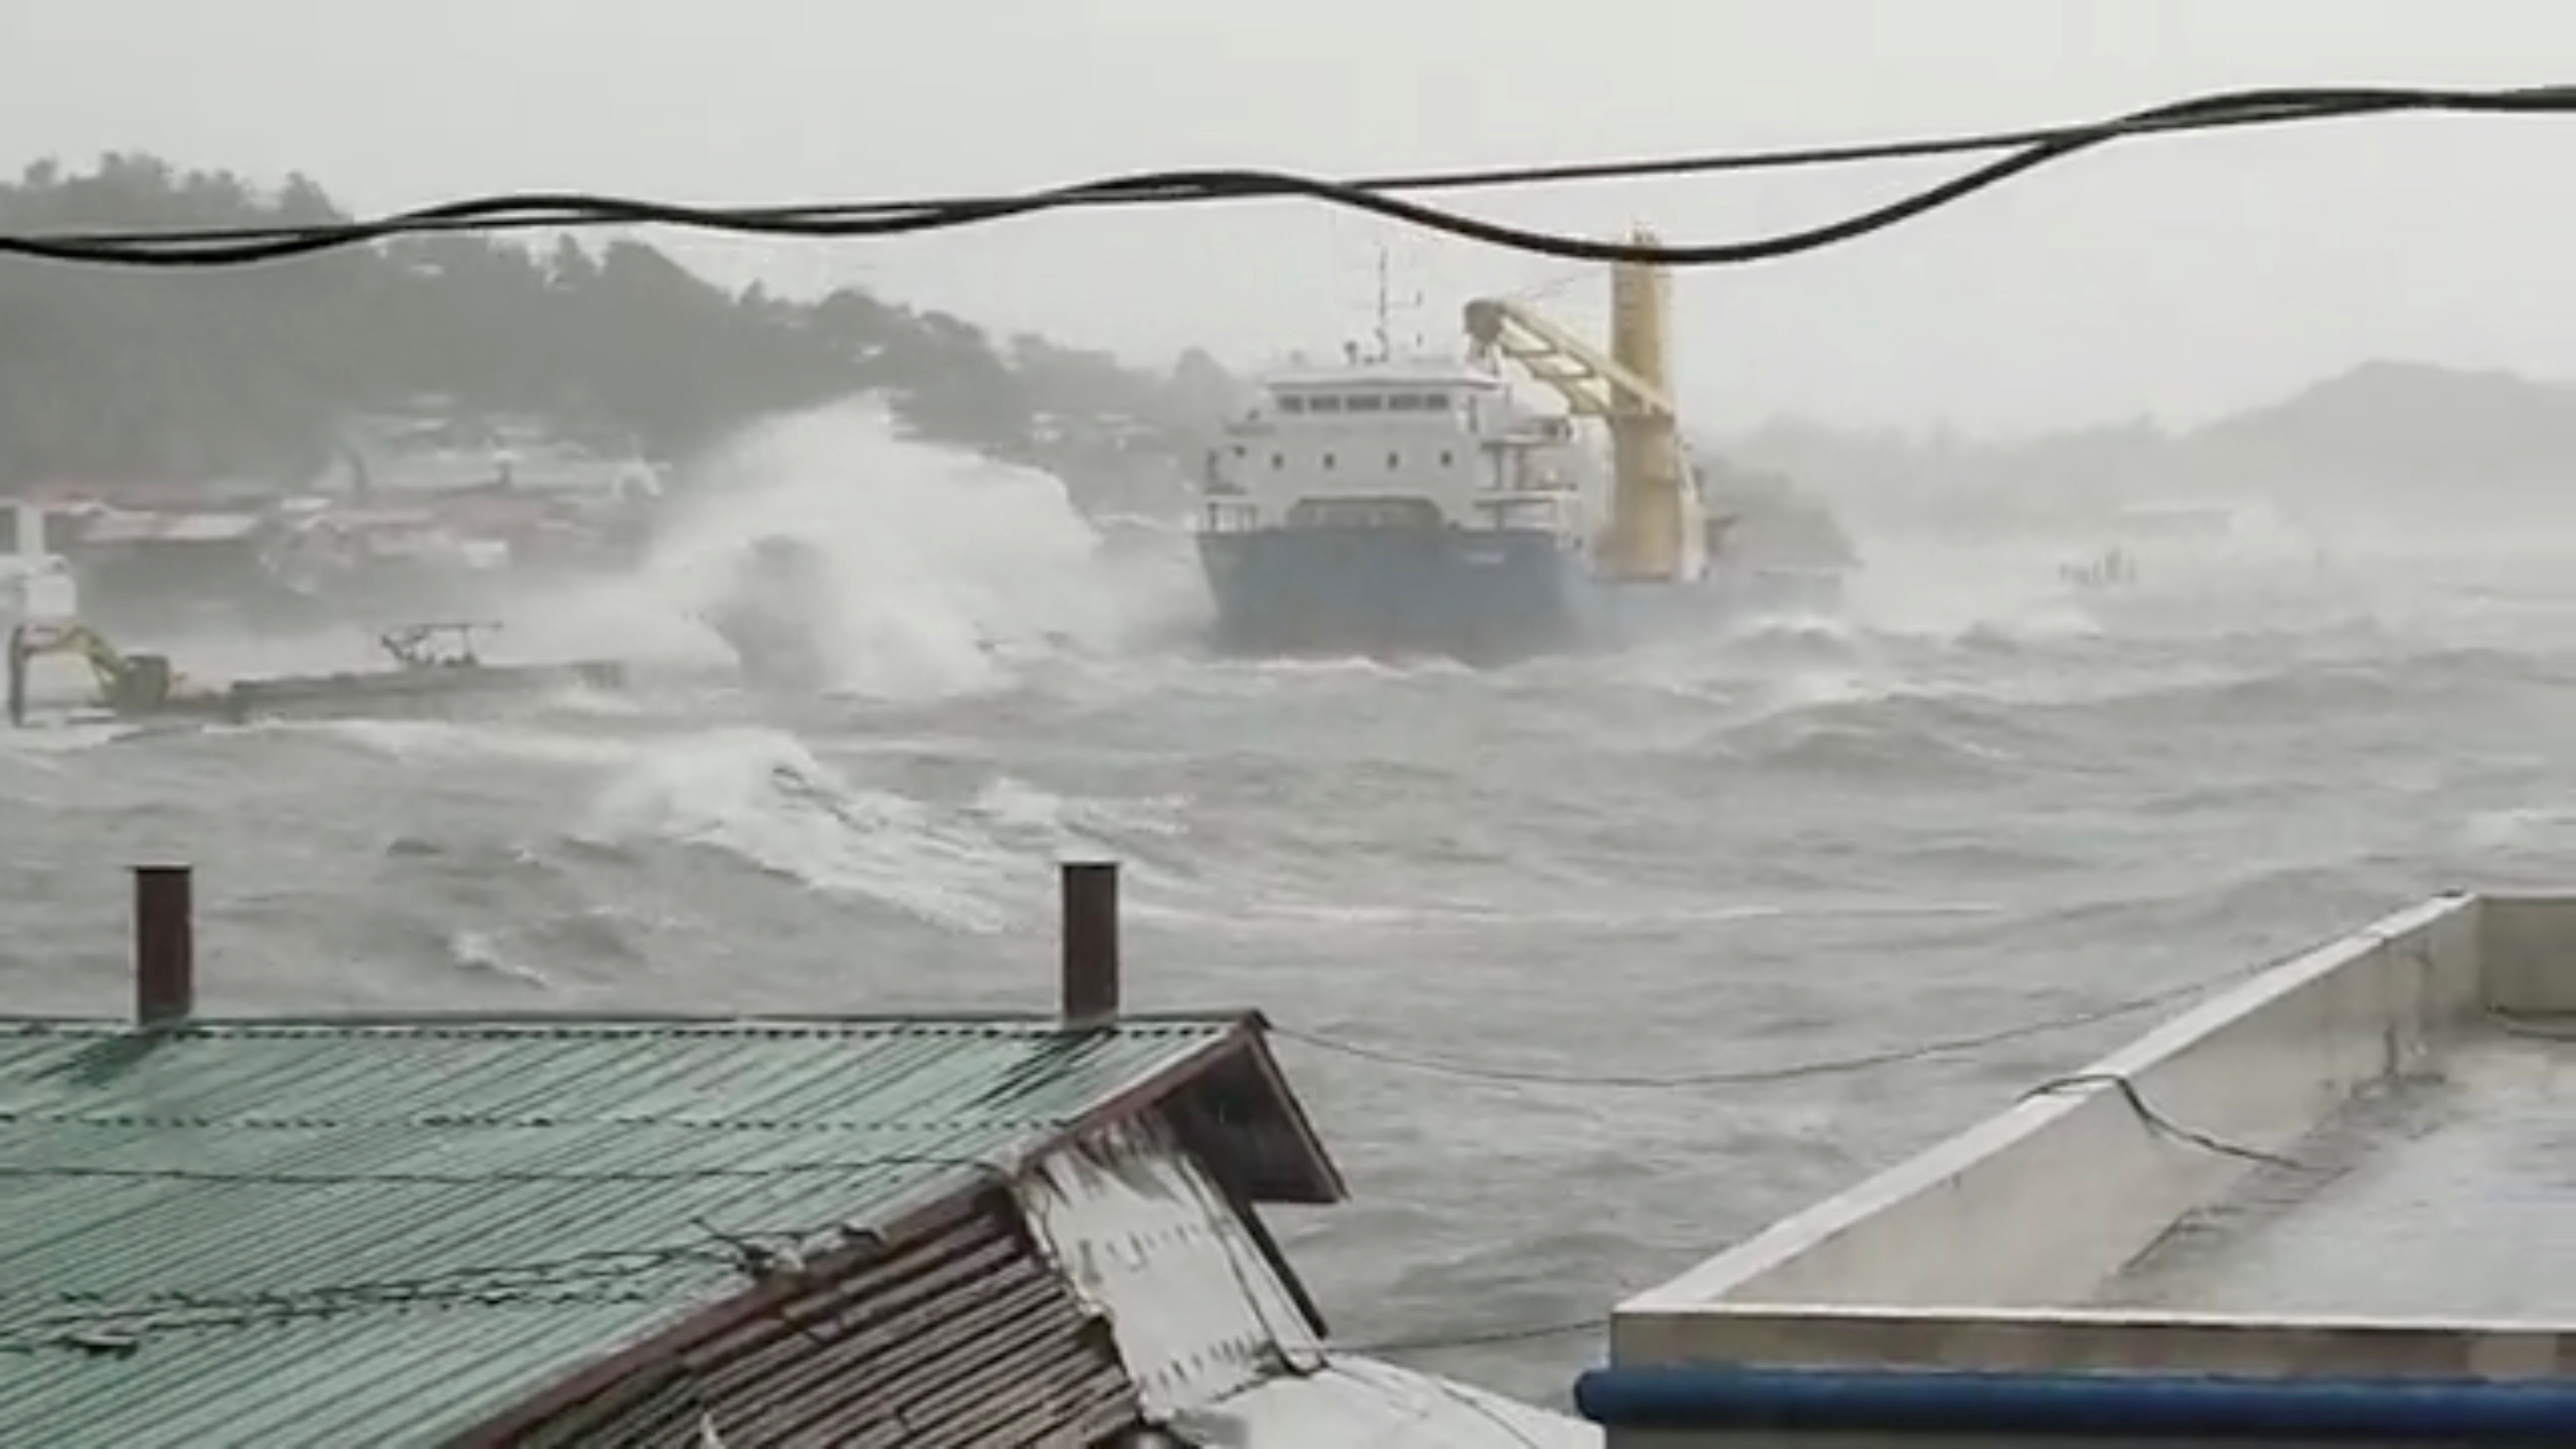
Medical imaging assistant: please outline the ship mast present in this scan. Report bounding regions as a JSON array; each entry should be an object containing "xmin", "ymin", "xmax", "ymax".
[{"xmin": 1372, "ymin": 244, "xmax": 1394, "ymax": 363}]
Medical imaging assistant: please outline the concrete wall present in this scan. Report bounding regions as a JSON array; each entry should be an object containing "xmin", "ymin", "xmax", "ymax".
[
  {"xmin": 2477, "ymin": 894, "xmax": 2576, "ymax": 1014},
  {"xmin": 1621, "ymin": 894, "xmax": 2484, "ymax": 1331},
  {"xmin": 1595, "ymin": 892, "xmax": 2576, "ymax": 1445}
]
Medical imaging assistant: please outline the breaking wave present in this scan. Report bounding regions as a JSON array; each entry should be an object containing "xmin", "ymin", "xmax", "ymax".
[{"xmin": 536, "ymin": 397, "xmax": 1205, "ymax": 700}]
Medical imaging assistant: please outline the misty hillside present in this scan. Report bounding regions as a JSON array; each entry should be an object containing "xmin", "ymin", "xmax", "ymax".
[
  {"xmin": 2196, "ymin": 360, "xmax": 2576, "ymax": 499},
  {"xmin": 0, "ymin": 153, "xmax": 1236, "ymax": 505},
  {"xmin": 1726, "ymin": 360, "xmax": 2576, "ymax": 530}
]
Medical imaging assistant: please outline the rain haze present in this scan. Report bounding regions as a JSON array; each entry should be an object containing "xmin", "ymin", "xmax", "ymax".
[
  {"xmin": 10, "ymin": 0, "xmax": 2576, "ymax": 430},
  {"xmin": 11, "ymin": 4, "xmax": 2576, "ymax": 1445}
]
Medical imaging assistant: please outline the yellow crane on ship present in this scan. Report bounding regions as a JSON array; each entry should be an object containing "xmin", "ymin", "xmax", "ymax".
[{"xmin": 1463, "ymin": 226, "xmax": 1719, "ymax": 583}]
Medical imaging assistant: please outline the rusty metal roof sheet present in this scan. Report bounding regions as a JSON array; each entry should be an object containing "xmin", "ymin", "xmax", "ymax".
[
  {"xmin": 0, "ymin": 1013, "xmax": 1335, "ymax": 1448},
  {"xmin": 1017, "ymin": 1115, "xmax": 1599, "ymax": 1448}
]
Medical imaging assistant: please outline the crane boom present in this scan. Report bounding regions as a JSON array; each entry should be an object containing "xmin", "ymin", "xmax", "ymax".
[
  {"xmin": 1463, "ymin": 227, "xmax": 1700, "ymax": 582},
  {"xmin": 1461, "ymin": 296, "xmax": 1674, "ymax": 420}
]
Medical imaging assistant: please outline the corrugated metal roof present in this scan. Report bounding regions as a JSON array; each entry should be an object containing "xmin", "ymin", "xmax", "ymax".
[
  {"xmin": 0, "ymin": 1014, "xmax": 1297, "ymax": 1448},
  {"xmin": 1020, "ymin": 1116, "xmax": 1322, "ymax": 1417},
  {"xmin": 1018, "ymin": 1114, "xmax": 1598, "ymax": 1448},
  {"xmin": 512, "ymin": 1190, "xmax": 1141, "ymax": 1448}
]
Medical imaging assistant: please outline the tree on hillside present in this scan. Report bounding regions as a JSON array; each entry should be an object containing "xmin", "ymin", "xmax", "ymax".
[{"xmin": 0, "ymin": 153, "xmax": 1234, "ymax": 495}]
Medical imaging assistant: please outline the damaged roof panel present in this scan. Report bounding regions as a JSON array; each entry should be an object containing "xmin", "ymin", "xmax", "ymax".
[
  {"xmin": 0, "ymin": 1012, "xmax": 1336, "ymax": 1446},
  {"xmin": 1018, "ymin": 1113, "xmax": 1599, "ymax": 1448}
]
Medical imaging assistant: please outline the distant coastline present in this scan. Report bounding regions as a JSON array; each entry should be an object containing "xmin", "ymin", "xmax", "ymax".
[
  {"xmin": 0, "ymin": 153, "xmax": 1242, "ymax": 514},
  {"xmin": 1722, "ymin": 360, "xmax": 2576, "ymax": 525}
]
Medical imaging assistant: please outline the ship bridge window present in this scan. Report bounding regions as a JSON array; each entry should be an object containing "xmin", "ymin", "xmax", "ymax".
[
  {"xmin": 1306, "ymin": 395, "xmax": 1343, "ymax": 414},
  {"xmin": 1422, "ymin": 391, "xmax": 1451, "ymax": 411},
  {"xmin": 1386, "ymin": 393, "xmax": 1424, "ymax": 413},
  {"xmin": 1277, "ymin": 395, "xmax": 1308, "ymax": 414},
  {"xmin": 1286, "ymin": 496, "xmax": 1444, "ymax": 530},
  {"xmin": 1343, "ymin": 394, "xmax": 1385, "ymax": 413}
]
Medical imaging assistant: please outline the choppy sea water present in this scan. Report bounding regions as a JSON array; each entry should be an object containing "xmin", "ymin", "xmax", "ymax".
[{"xmin": 11, "ymin": 405, "xmax": 2576, "ymax": 1410}]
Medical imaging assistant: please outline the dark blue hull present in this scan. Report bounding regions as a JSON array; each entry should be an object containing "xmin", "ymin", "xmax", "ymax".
[{"xmin": 1196, "ymin": 526, "xmax": 1838, "ymax": 665}]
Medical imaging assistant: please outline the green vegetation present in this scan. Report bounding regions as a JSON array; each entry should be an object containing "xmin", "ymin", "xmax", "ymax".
[{"xmin": 0, "ymin": 153, "xmax": 1233, "ymax": 495}]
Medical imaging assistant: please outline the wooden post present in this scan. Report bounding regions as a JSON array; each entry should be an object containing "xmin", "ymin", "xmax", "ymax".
[
  {"xmin": 134, "ymin": 864, "xmax": 193, "ymax": 1029},
  {"xmin": 1061, "ymin": 860, "xmax": 1120, "ymax": 1028}
]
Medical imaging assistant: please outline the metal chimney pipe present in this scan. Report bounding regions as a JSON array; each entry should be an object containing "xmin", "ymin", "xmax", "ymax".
[
  {"xmin": 134, "ymin": 864, "xmax": 193, "ymax": 1029},
  {"xmin": 1060, "ymin": 860, "xmax": 1120, "ymax": 1028}
]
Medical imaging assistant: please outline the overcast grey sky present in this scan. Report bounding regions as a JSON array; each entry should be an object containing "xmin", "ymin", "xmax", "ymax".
[{"xmin": 8, "ymin": 1, "xmax": 2576, "ymax": 435}]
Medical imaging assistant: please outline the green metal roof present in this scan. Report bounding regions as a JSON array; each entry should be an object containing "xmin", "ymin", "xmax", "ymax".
[{"xmin": 0, "ymin": 1013, "xmax": 1321, "ymax": 1448}]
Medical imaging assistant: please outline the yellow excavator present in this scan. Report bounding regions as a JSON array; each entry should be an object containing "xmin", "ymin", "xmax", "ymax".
[{"xmin": 5, "ymin": 622, "xmax": 211, "ymax": 726}]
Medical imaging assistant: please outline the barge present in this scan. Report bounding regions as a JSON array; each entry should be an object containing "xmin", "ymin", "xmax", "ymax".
[{"xmin": 6, "ymin": 620, "xmax": 624, "ymax": 728}]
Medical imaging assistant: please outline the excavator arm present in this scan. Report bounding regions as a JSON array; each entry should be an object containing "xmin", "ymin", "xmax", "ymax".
[{"xmin": 8, "ymin": 622, "xmax": 190, "ymax": 724}]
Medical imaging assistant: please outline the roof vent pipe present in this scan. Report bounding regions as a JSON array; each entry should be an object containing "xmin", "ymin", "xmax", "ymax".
[
  {"xmin": 1060, "ymin": 860, "xmax": 1120, "ymax": 1029},
  {"xmin": 134, "ymin": 864, "xmax": 193, "ymax": 1029}
]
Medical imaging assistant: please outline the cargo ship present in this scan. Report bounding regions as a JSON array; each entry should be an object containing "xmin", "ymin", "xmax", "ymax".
[{"xmin": 1193, "ymin": 230, "xmax": 1841, "ymax": 664}]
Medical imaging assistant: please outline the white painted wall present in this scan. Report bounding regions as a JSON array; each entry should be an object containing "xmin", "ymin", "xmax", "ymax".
[{"xmin": 1599, "ymin": 892, "xmax": 2576, "ymax": 1445}]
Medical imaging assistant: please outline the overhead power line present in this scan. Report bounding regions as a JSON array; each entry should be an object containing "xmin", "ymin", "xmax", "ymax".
[
  {"xmin": 1270, "ymin": 952, "xmax": 2276, "ymax": 1089},
  {"xmin": 3, "ymin": 83, "xmax": 2572, "ymax": 270}
]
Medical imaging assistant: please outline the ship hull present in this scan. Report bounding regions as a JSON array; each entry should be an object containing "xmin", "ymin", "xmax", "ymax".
[{"xmin": 1196, "ymin": 526, "xmax": 1839, "ymax": 665}]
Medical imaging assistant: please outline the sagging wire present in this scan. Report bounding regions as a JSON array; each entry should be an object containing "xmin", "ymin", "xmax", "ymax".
[
  {"xmin": 0, "ymin": 1244, "xmax": 705, "ymax": 1356},
  {"xmin": 4, "ymin": 84, "xmax": 2573, "ymax": 270},
  {"xmin": 0, "ymin": 928, "xmax": 2417, "ymax": 1365},
  {"xmin": 0, "ymin": 1209, "xmax": 878, "ymax": 1357},
  {"xmin": 1306, "ymin": 933, "xmax": 2376, "ymax": 1359},
  {"xmin": 1270, "ymin": 959, "xmax": 2260, "ymax": 1088},
  {"xmin": 0, "ymin": 1153, "xmax": 989, "ymax": 1186},
  {"xmin": 1338, "ymin": 1058, "xmax": 2330, "ymax": 1361},
  {"xmin": 2020, "ymin": 1072, "xmax": 2314, "ymax": 1172}
]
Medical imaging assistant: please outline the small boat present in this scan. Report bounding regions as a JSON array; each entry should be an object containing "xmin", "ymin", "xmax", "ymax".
[{"xmin": 2060, "ymin": 547, "xmax": 2138, "ymax": 591}]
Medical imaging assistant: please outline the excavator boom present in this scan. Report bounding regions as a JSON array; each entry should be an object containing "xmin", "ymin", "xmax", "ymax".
[{"xmin": 7, "ymin": 621, "xmax": 188, "ymax": 725}]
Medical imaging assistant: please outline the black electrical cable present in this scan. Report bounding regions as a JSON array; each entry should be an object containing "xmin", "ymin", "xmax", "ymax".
[
  {"xmin": 6, "ymin": 83, "xmax": 2573, "ymax": 270},
  {"xmin": 1336, "ymin": 1059, "xmax": 2335, "ymax": 1362},
  {"xmin": 2022, "ymin": 1072, "xmax": 2314, "ymax": 1171},
  {"xmin": 1270, "ymin": 957, "xmax": 2255, "ymax": 1089}
]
